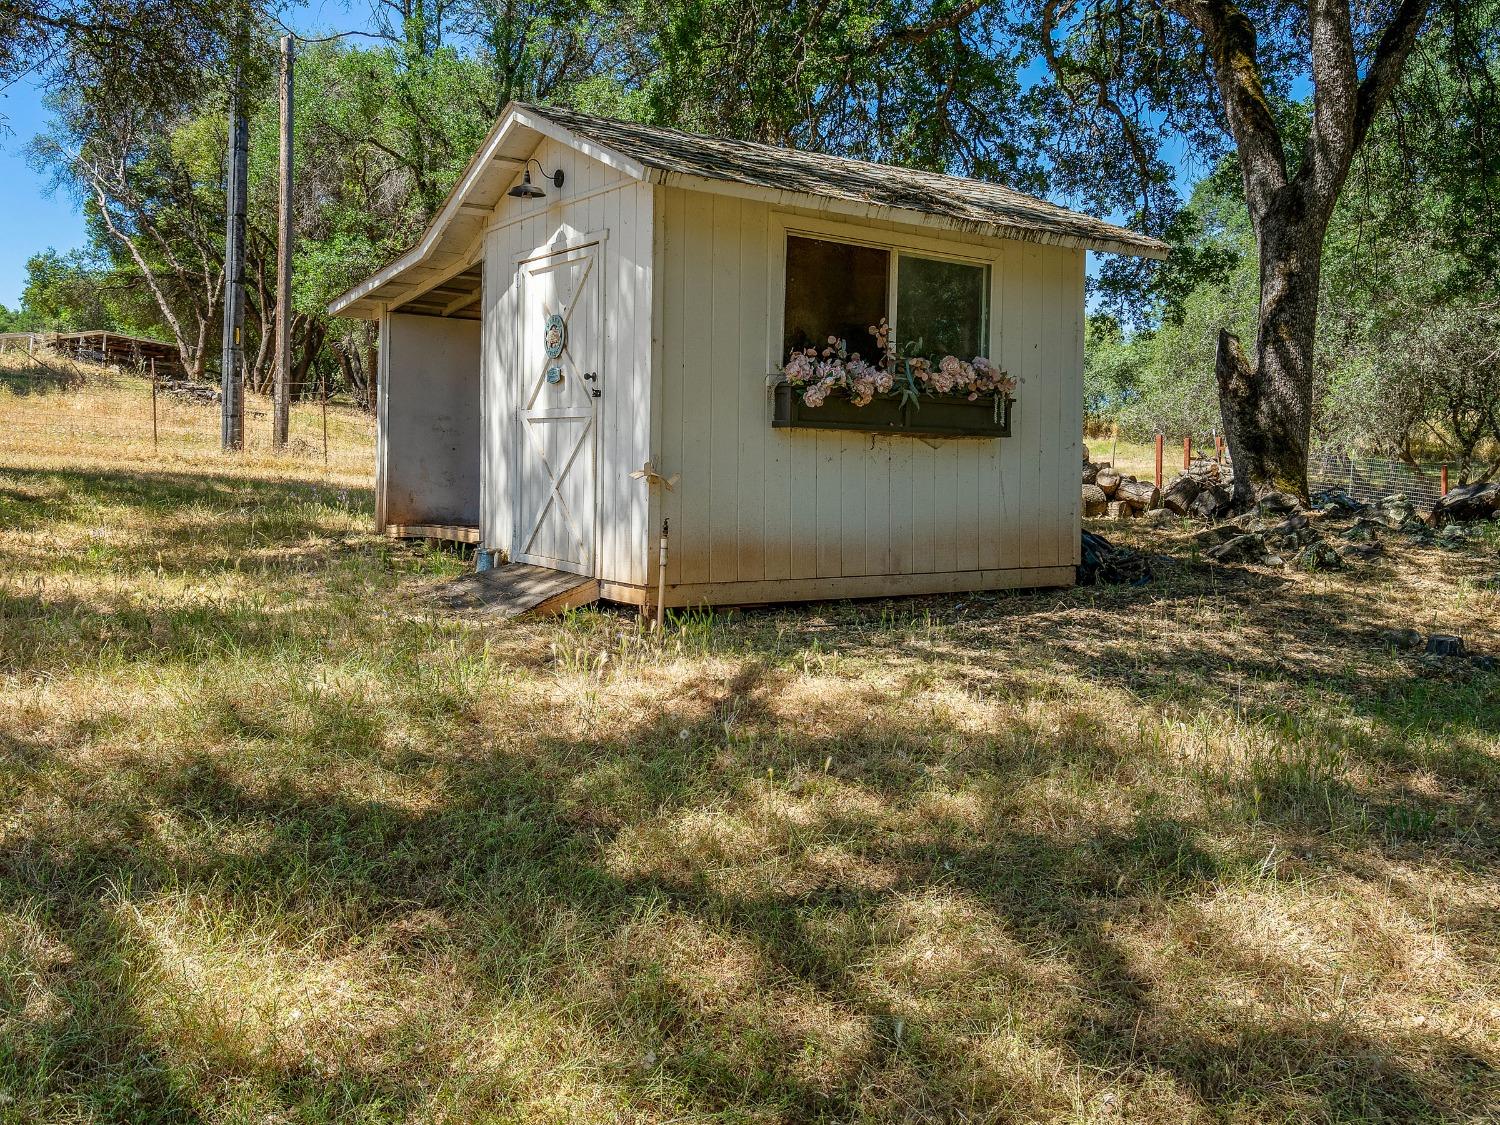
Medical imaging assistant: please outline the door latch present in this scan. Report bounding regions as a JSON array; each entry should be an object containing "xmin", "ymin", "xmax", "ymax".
[{"xmin": 590, "ymin": 387, "xmax": 602, "ymax": 398}]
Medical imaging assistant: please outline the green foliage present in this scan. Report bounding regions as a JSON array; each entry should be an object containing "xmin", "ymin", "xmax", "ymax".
[
  {"xmin": 627, "ymin": 0, "xmax": 1033, "ymax": 182},
  {"xmin": 1090, "ymin": 62, "xmax": 1500, "ymax": 472},
  {"xmin": 3, "ymin": 249, "xmax": 158, "ymax": 335}
]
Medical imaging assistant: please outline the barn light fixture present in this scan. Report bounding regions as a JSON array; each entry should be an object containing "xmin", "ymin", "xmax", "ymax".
[{"xmin": 508, "ymin": 159, "xmax": 565, "ymax": 199}]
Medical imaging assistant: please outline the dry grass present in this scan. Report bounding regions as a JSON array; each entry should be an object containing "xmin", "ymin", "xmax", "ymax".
[
  {"xmin": 2, "ymin": 356, "xmax": 1499, "ymax": 1124},
  {"xmin": 0, "ymin": 350, "xmax": 372, "ymax": 486},
  {"xmin": 1085, "ymin": 434, "xmax": 1207, "ymax": 482}
]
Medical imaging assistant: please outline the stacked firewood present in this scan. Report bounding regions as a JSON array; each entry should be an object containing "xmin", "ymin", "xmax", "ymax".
[
  {"xmin": 1081, "ymin": 451, "xmax": 1161, "ymax": 518},
  {"xmin": 157, "ymin": 379, "xmax": 221, "ymax": 405},
  {"xmin": 1157, "ymin": 459, "xmax": 1236, "ymax": 520}
]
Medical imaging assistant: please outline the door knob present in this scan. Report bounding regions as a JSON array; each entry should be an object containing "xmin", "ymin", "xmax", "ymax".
[{"xmin": 583, "ymin": 371, "xmax": 597, "ymax": 381}]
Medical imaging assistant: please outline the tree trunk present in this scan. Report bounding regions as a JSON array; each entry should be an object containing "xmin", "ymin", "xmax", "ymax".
[
  {"xmin": 1216, "ymin": 211, "xmax": 1325, "ymax": 508},
  {"xmin": 293, "ymin": 316, "xmax": 323, "ymax": 399},
  {"xmin": 364, "ymin": 338, "xmax": 379, "ymax": 414}
]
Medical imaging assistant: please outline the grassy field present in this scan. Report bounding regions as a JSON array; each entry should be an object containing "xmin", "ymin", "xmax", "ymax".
[{"xmin": 2, "ymin": 356, "xmax": 1498, "ymax": 1124}]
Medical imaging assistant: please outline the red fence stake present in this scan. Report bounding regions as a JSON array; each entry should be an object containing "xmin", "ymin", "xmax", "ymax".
[
  {"xmin": 1441, "ymin": 465, "xmax": 1449, "ymax": 496},
  {"xmin": 1182, "ymin": 435, "xmax": 1192, "ymax": 470},
  {"xmin": 1215, "ymin": 435, "xmax": 1225, "ymax": 462},
  {"xmin": 1154, "ymin": 434, "xmax": 1164, "ymax": 489}
]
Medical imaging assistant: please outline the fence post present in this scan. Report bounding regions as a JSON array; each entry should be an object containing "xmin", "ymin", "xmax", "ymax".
[
  {"xmin": 1215, "ymin": 435, "xmax": 1225, "ymax": 462},
  {"xmin": 322, "ymin": 371, "xmax": 329, "ymax": 467},
  {"xmin": 150, "ymin": 358, "xmax": 159, "ymax": 452},
  {"xmin": 1182, "ymin": 435, "xmax": 1192, "ymax": 470},
  {"xmin": 1441, "ymin": 465, "xmax": 1449, "ymax": 496},
  {"xmin": 1154, "ymin": 433, "xmax": 1164, "ymax": 489}
]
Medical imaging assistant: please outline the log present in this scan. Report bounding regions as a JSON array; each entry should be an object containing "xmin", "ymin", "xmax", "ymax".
[
  {"xmin": 1106, "ymin": 500, "xmax": 1133, "ymax": 520},
  {"xmin": 1116, "ymin": 477, "xmax": 1160, "ymax": 510},
  {"xmin": 1161, "ymin": 475, "xmax": 1202, "ymax": 515},
  {"xmin": 1190, "ymin": 485, "xmax": 1232, "ymax": 520},
  {"xmin": 1081, "ymin": 483, "xmax": 1107, "ymax": 508},
  {"xmin": 1430, "ymin": 482, "xmax": 1500, "ymax": 525},
  {"xmin": 1095, "ymin": 469, "xmax": 1122, "ymax": 497},
  {"xmin": 1085, "ymin": 500, "xmax": 1107, "ymax": 517},
  {"xmin": 1082, "ymin": 463, "xmax": 1099, "ymax": 485}
]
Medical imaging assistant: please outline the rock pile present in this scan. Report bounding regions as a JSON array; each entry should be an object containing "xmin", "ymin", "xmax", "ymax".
[{"xmin": 1189, "ymin": 489, "xmax": 1476, "ymax": 571}]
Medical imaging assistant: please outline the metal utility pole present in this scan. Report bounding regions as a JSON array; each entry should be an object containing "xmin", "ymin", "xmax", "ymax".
[
  {"xmin": 272, "ymin": 34, "xmax": 294, "ymax": 449},
  {"xmin": 221, "ymin": 76, "xmax": 249, "ymax": 451}
]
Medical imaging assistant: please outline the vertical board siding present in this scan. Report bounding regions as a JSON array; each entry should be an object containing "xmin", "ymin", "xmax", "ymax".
[
  {"xmin": 652, "ymin": 190, "xmax": 1085, "ymax": 590},
  {"xmin": 708, "ymin": 194, "xmax": 742, "ymax": 583},
  {"xmin": 736, "ymin": 204, "xmax": 769, "ymax": 582},
  {"xmin": 676, "ymin": 190, "xmax": 715, "ymax": 584},
  {"xmin": 1064, "ymin": 250, "xmax": 1086, "ymax": 565},
  {"xmin": 481, "ymin": 136, "xmax": 653, "ymax": 586}
]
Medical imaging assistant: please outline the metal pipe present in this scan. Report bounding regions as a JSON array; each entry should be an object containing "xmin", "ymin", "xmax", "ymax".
[{"xmin": 656, "ymin": 518, "xmax": 669, "ymax": 631}]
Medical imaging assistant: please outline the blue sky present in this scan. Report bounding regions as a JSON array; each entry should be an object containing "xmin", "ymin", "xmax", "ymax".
[
  {"xmin": 0, "ymin": 0, "xmax": 355, "ymax": 308},
  {"xmin": 0, "ymin": 76, "xmax": 88, "ymax": 308}
]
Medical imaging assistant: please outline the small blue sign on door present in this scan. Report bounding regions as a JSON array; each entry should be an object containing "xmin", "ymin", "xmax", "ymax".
[
  {"xmin": 544, "ymin": 314, "xmax": 566, "ymax": 358},
  {"xmin": 545, "ymin": 365, "xmax": 563, "ymax": 384}
]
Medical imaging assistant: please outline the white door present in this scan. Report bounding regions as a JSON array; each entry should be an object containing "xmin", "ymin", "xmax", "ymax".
[{"xmin": 513, "ymin": 242, "xmax": 601, "ymax": 575}]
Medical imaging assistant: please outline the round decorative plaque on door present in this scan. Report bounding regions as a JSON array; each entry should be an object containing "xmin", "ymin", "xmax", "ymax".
[{"xmin": 543, "ymin": 313, "xmax": 566, "ymax": 359}]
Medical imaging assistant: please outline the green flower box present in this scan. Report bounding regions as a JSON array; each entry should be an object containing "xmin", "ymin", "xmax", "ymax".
[{"xmin": 771, "ymin": 381, "xmax": 1013, "ymax": 439}]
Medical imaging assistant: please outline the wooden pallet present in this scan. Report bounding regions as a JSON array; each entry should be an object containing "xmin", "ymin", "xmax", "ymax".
[{"xmin": 386, "ymin": 523, "xmax": 481, "ymax": 544}]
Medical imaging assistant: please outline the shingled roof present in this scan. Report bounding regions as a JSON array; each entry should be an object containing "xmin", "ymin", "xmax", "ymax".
[
  {"xmin": 330, "ymin": 102, "xmax": 1165, "ymax": 318},
  {"xmin": 524, "ymin": 103, "xmax": 1168, "ymax": 260}
]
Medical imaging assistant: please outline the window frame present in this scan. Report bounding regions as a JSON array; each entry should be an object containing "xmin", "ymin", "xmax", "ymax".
[
  {"xmin": 769, "ymin": 214, "xmax": 998, "ymax": 377},
  {"xmin": 891, "ymin": 249, "xmax": 991, "ymax": 363}
]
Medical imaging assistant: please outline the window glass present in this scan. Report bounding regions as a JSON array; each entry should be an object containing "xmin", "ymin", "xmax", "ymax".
[
  {"xmin": 896, "ymin": 254, "xmax": 988, "ymax": 359},
  {"xmin": 782, "ymin": 236, "xmax": 889, "ymax": 358}
]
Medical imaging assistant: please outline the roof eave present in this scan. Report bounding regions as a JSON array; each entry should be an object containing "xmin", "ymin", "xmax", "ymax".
[
  {"xmin": 643, "ymin": 168, "xmax": 1168, "ymax": 259},
  {"xmin": 327, "ymin": 103, "xmax": 649, "ymax": 318}
]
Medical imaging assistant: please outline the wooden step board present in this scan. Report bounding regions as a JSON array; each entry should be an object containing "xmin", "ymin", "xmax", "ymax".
[
  {"xmin": 438, "ymin": 563, "xmax": 600, "ymax": 619},
  {"xmin": 387, "ymin": 523, "xmax": 481, "ymax": 544}
]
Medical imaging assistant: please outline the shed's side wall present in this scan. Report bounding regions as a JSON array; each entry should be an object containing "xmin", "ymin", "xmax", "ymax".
[
  {"xmin": 480, "ymin": 134, "xmax": 654, "ymax": 586},
  {"xmin": 652, "ymin": 190, "xmax": 1084, "ymax": 595},
  {"xmin": 378, "ymin": 313, "xmax": 481, "ymax": 529}
]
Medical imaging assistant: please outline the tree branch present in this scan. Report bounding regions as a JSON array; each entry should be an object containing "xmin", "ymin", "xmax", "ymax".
[
  {"xmin": 1351, "ymin": 0, "xmax": 1431, "ymax": 151},
  {"xmin": 1171, "ymin": 0, "xmax": 1287, "ymax": 228},
  {"xmin": 867, "ymin": 0, "xmax": 988, "ymax": 52}
]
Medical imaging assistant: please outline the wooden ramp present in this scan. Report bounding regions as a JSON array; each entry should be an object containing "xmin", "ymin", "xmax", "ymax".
[{"xmin": 437, "ymin": 563, "xmax": 599, "ymax": 619}]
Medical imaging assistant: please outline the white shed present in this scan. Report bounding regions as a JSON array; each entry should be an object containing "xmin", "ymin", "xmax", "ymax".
[{"xmin": 329, "ymin": 103, "xmax": 1166, "ymax": 609}]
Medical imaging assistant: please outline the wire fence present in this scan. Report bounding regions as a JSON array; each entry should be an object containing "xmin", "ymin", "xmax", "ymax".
[{"xmin": 1308, "ymin": 450, "xmax": 1445, "ymax": 506}]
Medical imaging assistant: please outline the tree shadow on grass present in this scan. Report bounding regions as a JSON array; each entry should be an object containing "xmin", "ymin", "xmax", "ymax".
[
  {"xmin": 0, "ymin": 463, "xmax": 373, "ymax": 514},
  {"xmin": 2, "ymin": 674, "xmax": 1495, "ymax": 1122},
  {"xmin": 0, "ymin": 367, "xmax": 92, "ymax": 397},
  {"xmin": 3, "ymin": 480, "xmax": 1499, "ymax": 1119}
]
